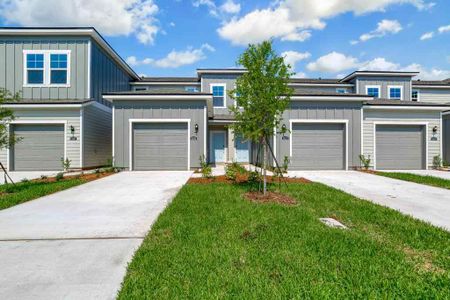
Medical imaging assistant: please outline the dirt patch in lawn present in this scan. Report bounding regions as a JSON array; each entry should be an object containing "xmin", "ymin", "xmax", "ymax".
[
  {"xmin": 187, "ymin": 175, "xmax": 310, "ymax": 185},
  {"xmin": 244, "ymin": 191, "xmax": 297, "ymax": 206}
]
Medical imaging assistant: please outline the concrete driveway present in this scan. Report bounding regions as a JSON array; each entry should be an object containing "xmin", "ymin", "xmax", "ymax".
[
  {"xmin": 0, "ymin": 171, "xmax": 192, "ymax": 300},
  {"xmin": 289, "ymin": 171, "xmax": 450, "ymax": 231},
  {"xmin": 382, "ymin": 169, "xmax": 450, "ymax": 180}
]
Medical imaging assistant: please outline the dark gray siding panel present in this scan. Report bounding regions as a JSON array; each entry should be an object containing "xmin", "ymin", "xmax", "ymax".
[
  {"xmin": 291, "ymin": 123, "xmax": 345, "ymax": 170},
  {"xmin": 113, "ymin": 100, "xmax": 207, "ymax": 169},
  {"xmin": 90, "ymin": 41, "xmax": 132, "ymax": 105},
  {"xmin": 276, "ymin": 101, "xmax": 362, "ymax": 168},
  {"xmin": 133, "ymin": 123, "xmax": 188, "ymax": 170},
  {"xmin": 11, "ymin": 124, "xmax": 64, "ymax": 171},
  {"xmin": 82, "ymin": 104, "xmax": 112, "ymax": 168},
  {"xmin": 0, "ymin": 36, "xmax": 89, "ymax": 100},
  {"xmin": 375, "ymin": 125, "xmax": 425, "ymax": 170}
]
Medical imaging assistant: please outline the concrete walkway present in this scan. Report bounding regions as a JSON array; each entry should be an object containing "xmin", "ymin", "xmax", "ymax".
[
  {"xmin": 0, "ymin": 171, "xmax": 192, "ymax": 300},
  {"xmin": 382, "ymin": 169, "xmax": 450, "ymax": 180},
  {"xmin": 288, "ymin": 171, "xmax": 450, "ymax": 231}
]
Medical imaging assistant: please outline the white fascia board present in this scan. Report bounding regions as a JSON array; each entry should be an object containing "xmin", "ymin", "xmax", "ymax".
[
  {"xmin": 412, "ymin": 85, "xmax": 450, "ymax": 89},
  {"xmin": 363, "ymin": 105, "xmax": 450, "ymax": 111},
  {"xmin": 288, "ymin": 83, "xmax": 354, "ymax": 87},
  {"xmin": 131, "ymin": 82, "xmax": 200, "ymax": 85},
  {"xmin": 103, "ymin": 95, "xmax": 212, "ymax": 101},
  {"xmin": 1, "ymin": 103, "xmax": 83, "ymax": 109},
  {"xmin": 291, "ymin": 96, "xmax": 371, "ymax": 101},
  {"xmin": 197, "ymin": 69, "xmax": 247, "ymax": 75},
  {"xmin": 341, "ymin": 72, "xmax": 418, "ymax": 82}
]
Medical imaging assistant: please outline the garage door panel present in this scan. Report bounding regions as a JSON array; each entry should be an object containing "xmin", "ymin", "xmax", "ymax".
[
  {"xmin": 376, "ymin": 125, "xmax": 425, "ymax": 170},
  {"xmin": 133, "ymin": 122, "xmax": 188, "ymax": 170},
  {"xmin": 291, "ymin": 123, "xmax": 345, "ymax": 170},
  {"xmin": 12, "ymin": 124, "xmax": 64, "ymax": 171}
]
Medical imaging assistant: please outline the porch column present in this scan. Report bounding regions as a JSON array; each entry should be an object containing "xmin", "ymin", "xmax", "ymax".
[{"xmin": 228, "ymin": 127, "xmax": 235, "ymax": 162}]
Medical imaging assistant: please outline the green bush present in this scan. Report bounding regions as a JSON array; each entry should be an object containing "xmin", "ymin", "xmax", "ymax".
[
  {"xmin": 432, "ymin": 155, "xmax": 442, "ymax": 169},
  {"xmin": 199, "ymin": 155, "xmax": 212, "ymax": 178},
  {"xmin": 55, "ymin": 172, "xmax": 64, "ymax": 181},
  {"xmin": 61, "ymin": 157, "xmax": 71, "ymax": 171},
  {"xmin": 359, "ymin": 154, "xmax": 371, "ymax": 170},
  {"xmin": 225, "ymin": 164, "xmax": 237, "ymax": 182}
]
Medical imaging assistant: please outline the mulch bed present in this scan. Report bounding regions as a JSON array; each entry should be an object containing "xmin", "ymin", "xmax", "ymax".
[
  {"xmin": 244, "ymin": 191, "xmax": 297, "ymax": 205},
  {"xmin": 187, "ymin": 175, "xmax": 311, "ymax": 184},
  {"xmin": 26, "ymin": 171, "xmax": 115, "ymax": 184}
]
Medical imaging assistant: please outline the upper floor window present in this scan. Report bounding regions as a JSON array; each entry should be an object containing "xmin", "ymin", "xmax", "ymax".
[
  {"xmin": 336, "ymin": 88, "xmax": 347, "ymax": 94},
  {"xmin": 389, "ymin": 86, "xmax": 403, "ymax": 100},
  {"xmin": 412, "ymin": 90, "xmax": 419, "ymax": 101},
  {"xmin": 185, "ymin": 86, "xmax": 199, "ymax": 92},
  {"xmin": 26, "ymin": 53, "xmax": 44, "ymax": 84},
  {"xmin": 366, "ymin": 86, "xmax": 380, "ymax": 98},
  {"xmin": 211, "ymin": 84, "xmax": 226, "ymax": 107},
  {"xmin": 23, "ymin": 50, "xmax": 70, "ymax": 87}
]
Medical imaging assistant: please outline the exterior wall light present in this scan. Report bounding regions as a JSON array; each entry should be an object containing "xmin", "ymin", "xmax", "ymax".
[
  {"xmin": 70, "ymin": 125, "xmax": 75, "ymax": 135},
  {"xmin": 433, "ymin": 126, "xmax": 438, "ymax": 133},
  {"xmin": 195, "ymin": 124, "xmax": 199, "ymax": 134}
]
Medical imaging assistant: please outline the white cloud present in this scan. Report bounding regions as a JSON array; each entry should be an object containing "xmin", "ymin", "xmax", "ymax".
[
  {"xmin": 307, "ymin": 52, "xmax": 450, "ymax": 80},
  {"xmin": 356, "ymin": 19, "xmax": 402, "ymax": 43},
  {"xmin": 307, "ymin": 52, "xmax": 359, "ymax": 73},
  {"xmin": 193, "ymin": 0, "xmax": 218, "ymax": 16},
  {"xmin": 281, "ymin": 51, "xmax": 311, "ymax": 69},
  {"xmin": 169, "ymin": 22, "xmax": 176, "ymax": 27},
  {"xmin": 218, "ymin": 0, "xmax": 433, "ymax": 45},
  {"xmin": 281, "ymin": 30, "xmax": 312, "ymax": 42},
  {"xmin": 126, "ymin": 44, "xmax": 215, "ymax": 68},
  {"xmin": 292, "ymin": 72, "xmax": 307, "ymax": 78},
  {"xmin": 420, "ymin": 31, "xmax": 434, "ymax": 40},
  {"xmin": 0, "ymin": 0, "xmax": 160, "ymax": 45},
  {"xmin": 220, "ymin": 0, "xmax": 241, "ymax": 14},
  {"xmin": 438, "ymin": 24, "xmax": 450, "ymax": 33}
]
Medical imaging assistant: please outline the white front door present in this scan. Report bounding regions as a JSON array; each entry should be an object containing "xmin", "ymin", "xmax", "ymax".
[
  {"xmin": 235, "ymin": 135, "xmax": 249, "ymax": 162},
  {"xmin": 211, "ymin": 131, "xmax": 226, "ymax": 163}
]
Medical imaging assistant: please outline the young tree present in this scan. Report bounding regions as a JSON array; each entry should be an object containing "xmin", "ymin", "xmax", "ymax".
[
  {"xmin": 0, "ymin": 88, "xmax": 20, "ymax": 150},
  {"xmin": 229, "ymin": 40, "xmax": 294, "ymax": 194}
]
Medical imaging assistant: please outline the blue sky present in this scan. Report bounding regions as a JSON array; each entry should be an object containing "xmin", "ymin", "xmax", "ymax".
[{"xmin": 1, "ymin": 0, "xmax": 449, "ymax": 79}]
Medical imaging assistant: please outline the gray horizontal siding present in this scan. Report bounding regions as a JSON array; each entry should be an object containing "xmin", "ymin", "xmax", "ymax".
[
  {"xmin": 276, "ymin": 101, "xmax": 362, "ymax": 169},
  {"xmin": 363, "ymin": 109, "xmax": 441, "ymax": 168},
  {"xmin": 0, "ymin": 36, "xmax": 89, "ymax": 100},
  {"xmin": 82, "ymin": 103, "xmax": 112, "ymax": 168},
  {"xmin": 416, "ymin": 88, "xmax": 450, "ymax": 104},
  {"xmin": 113, "ymin": 100, "xmax": 207, "ymax": 169}
]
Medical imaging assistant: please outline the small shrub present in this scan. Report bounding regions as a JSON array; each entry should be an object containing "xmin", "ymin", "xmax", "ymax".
[
  {"xmin": 282, "ymin": 156, "xmax": 290, "ymax": 173},
  {"xmin": 106, "ymin": 157, "xmax": 113, "ymax": 168},
  {"xmin": 432, "ymin": 155, "xmax": 442, "ymax": 169},
  {"xmin": 20, "ymin": 178, "xmax": 29, "ymax": 183},
  {"xmin": 225, "ymin": 164, "xmax": 237, "ymax": 182},
  {"xmin": 55, "ymin": 172, "xmax": 64, "ymax": 181},
  {"xmin": 230, "ymin": 161, "xmax": 247, "ymax": 174},
  {"xmin": 61, "ymin": 157, "xmax": 71, "ymax": 171},
  {"xmin": 248, "ymin": 170, "xmax": 261, "ymax": 184},
  {"xmin": 40, "ymin": 175, "xmax": 48, "ymax": 180},
  {"xmin": 443, "ymin": 160, "xmax": 449, "ymax": 168},
  {"xmin": 94, "ymin": 168, "xmax": 100, "ymax": 174},
  {"xmin": 359, "ymin": 154, "xmax": 371, "ymax": 170},
  {"xmin": 199, "ymin": 155, "xmax": 212, "ymax": 178}
]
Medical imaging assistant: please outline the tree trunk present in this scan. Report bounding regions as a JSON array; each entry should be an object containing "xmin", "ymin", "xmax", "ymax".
[{"xmin": 263, "ymin": 139, "xmax": 267, "ymax": 195}]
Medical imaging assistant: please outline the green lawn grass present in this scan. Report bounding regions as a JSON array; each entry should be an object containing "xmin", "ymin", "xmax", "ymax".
[
  {"xmin": 0, "ymin": 178, "xmax": 87, "ymax": 210},
  {"xmin": 377, "ymin": 172, "xmax": 450, "ymax": 189},
  {"xmin": 118, "ymin": 182, "xmax": 450, "ymax": 299}
]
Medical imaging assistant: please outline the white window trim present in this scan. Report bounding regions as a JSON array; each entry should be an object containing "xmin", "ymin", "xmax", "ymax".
[
  {"xmin": 289, "ymin": 119, "xmax": 349, "ymax": 170},
  {"xmin": 388, "ymin": 85, "xmax": 403, "ymax": 100},
  {"xmin": 412, "ymin": 89, "xmax": 420, "ymax": 102},
  {"xmin": 210, "ymin": 83, "xmax": 227, "ymax": 108},
  {"xmin": 233, "ymin": 84, "xmax": 242, "ymax": 109},
  {"xmin": 6, "ymin": 120, "xmax": 68, "ymax": 172},
  {"xmin": 365, "ymin": 85, "xmax": 381, "ymax": 98},
  {"xmin": 128, "ymin": 119, "xmax": 191, "ymax": 171},
  {"xmin": 23, "ymin": 49, "xmax": 71, "ymax": 88},
  {"xmin": 372, "ymin": 121, "xmax": 428, "ymax": 170}
]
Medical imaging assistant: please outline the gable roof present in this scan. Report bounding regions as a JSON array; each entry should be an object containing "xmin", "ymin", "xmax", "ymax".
[{"xmin": 0, "ymin": 27, "xmax": 139, "ymax": 80}]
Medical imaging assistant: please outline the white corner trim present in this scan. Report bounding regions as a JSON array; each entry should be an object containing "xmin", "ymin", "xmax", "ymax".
[
  {"xmin": 87, "ymin": 40, "xmax": 92, "ymax": 99},
  {"xmin": 79, "ymin": 108, "xmax": 83, "ymax": 168},
  {"xmin": 273, "ymin": 127, "xmax": 277, "ymax": 167},
  {"xmin": 203, "ymin": 107, "xmax": 207, "ymax": 158},
  {"xmin": 6, "ymin": 120, "xmax": 68, "ymax": 172},
  {"xmin": 365, "ymin": 85, "xmax": 381, "ymax": 98},
  {"xmin": 289, "ymin": 119, "xmax": 349, "ymax": 170},
  {"xmin": 210, "ymin": 83, "xmax": 227, "ymax": 108},
  {"xmin": 387, "ymin": 85, "xmax": 404, "ymax": 100},
  {"xmin": 360, "ymin": 108, "xmax": 364, "ymax": 157},
  {"xmin": 128, "ymin": 119, "xmax": 191, "ymax": 171},
  {"xmin": 112, "ymin": 105, "xmax": 115, "ymax": 164},
  {"xmin": 23, "ymin": 49, "xmax": 71, "ymax": 88},
  {"xmin": 372, "ymin": 121, "xmax": 429, "ymax": 170},
  {"xmin": 440, "ymin": 112, "xmax": 443, "ymax": 160}
]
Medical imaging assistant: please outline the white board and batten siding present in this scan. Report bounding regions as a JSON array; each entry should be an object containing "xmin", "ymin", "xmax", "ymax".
[
  {"xmin": 0, "ymin": 108, "xmax": 82, "ymax": 170},
  {"xmin": 416, "ymin": 89, "xmax": 450, "ymax": 104},
  {"xmin": 363, "ymin": 109, "xmax": 441, "ymax": 169}
]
